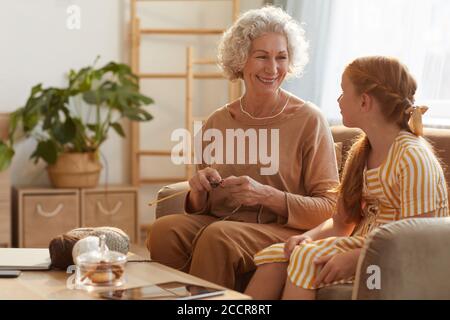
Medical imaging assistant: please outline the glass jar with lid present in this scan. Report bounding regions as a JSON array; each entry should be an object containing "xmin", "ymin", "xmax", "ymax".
[{"xmin": 75, "ymin": 234, "xmax": 127, "ymax": 290}]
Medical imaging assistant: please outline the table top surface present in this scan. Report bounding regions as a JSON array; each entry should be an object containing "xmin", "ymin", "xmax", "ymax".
[{"xmin": 0, "ymin": 256, "xmax": 250, "ymax": 300}]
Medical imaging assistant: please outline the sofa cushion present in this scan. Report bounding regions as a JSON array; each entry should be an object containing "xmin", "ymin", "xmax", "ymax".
[
  {"xmin": 331, "ymin": 126, "xmax": 362, "ymax": 175},
  {"xmin": 317, "ymin": 284, "xmax": 353, "ymax": 300},
  {"xmin": 155, "ymin": 181, "xmax": 190, "ymax": 219},
  {"xmin": 423, "ymin": 128, "xmax": 450, "ymax": 188},
  {"xmin": 354, "ymin": 217, "xmax": 450, "ymax": 299}
]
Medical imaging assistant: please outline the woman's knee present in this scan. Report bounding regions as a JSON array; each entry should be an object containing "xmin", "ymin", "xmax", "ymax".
[
  {"xmin": 146, "ymin": 214, "xmax": 185, "ymax": 253},
  {"xmin": 194, "ymin": 221, "xmax": 230, "ymax": 250}
]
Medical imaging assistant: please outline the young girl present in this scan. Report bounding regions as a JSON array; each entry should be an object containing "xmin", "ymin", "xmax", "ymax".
[{"xmin": 245, "ymin": 56, "xmax": 449, "ymax": 300}]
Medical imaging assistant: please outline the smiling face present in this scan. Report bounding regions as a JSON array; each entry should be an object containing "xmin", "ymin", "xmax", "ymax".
[
  {"xmin": 337, "ymin": 72, "xmax": 363, "ymax": 128},
  {"xmin": 242, "ymin": 32, "xmax": 289, "ymax": 96}
]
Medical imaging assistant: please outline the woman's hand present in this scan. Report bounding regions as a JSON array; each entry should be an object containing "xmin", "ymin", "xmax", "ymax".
[
  {"xmin": 188, "ymin": 167, "xmax": 222, "ymax": 194},
  {"xmin": 220, "ymin": 175, "xmax": 269, "ymax": 207},
  {"xmin": 313, "ymin": 249, "xmax": 361, "ymax": 287},
  {"xmin": 284, "ymin": 234, "xmax": 313, "ymax": 259},
  {"xmin": 186, "ymin": 167, "xmax": 222, "ymax": 212}
]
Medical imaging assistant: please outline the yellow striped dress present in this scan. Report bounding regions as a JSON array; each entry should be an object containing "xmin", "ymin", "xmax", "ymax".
[{"xmin": 254, "ymin": 131, "xmax": 449, "ymax": 289}]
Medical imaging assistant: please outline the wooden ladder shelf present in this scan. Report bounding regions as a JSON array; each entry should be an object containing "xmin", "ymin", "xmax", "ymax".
[{"xmin": 130, "ymin": 0, "xmax": 241, "ymax": 185}]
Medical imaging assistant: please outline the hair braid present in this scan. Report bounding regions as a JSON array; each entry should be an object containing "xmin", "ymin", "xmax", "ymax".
[
  {"xmin": 347, "ymin": 59, "xmax": 417, "ymax": 132},
  {"xmin": 336, "ymin": 133, "xmax": 371, "ymax": 223}
]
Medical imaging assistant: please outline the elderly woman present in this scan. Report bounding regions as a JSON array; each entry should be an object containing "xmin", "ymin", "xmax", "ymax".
[{"xmin": 147, "ymin": 6, "xmax": 339, "ymax": 291}]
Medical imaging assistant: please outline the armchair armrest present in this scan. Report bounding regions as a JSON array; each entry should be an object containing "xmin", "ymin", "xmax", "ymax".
[
  {"xmin": 353, "ymin": 217, "xmax": 450, "ymax": 299},
  {"xmin": 155, "ymin": 181, "xmax": 189, "ymax": 219}
]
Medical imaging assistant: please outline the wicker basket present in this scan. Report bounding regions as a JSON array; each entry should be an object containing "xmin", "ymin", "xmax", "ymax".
[{"xmin": 47, "ymin": 152, "xmax": 102, "ymax": 188}]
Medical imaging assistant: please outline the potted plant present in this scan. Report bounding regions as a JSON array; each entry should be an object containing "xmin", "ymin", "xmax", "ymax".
[{"xmin": 0, "ymin": 58, "xmax": 153, "ymax": 187}]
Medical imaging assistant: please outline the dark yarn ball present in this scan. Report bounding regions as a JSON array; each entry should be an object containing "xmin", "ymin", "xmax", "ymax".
[{"xmin": 48, "ymin": 234, "xmax": 82, "ymax": 270}]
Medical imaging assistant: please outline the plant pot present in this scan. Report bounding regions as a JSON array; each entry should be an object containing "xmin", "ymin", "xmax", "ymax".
[{"xmin": 47, "ymin": 152, "xmax": 102, "ymax": 188}]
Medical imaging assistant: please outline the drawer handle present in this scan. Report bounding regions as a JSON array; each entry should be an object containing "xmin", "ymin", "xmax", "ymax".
[
  {"xmin": 97, "ymin": 201, "xmax": 122, "ymax": 216},
  {"xmin": 37, "ymin": 203, "xmax": 64, "ymax": 218}
]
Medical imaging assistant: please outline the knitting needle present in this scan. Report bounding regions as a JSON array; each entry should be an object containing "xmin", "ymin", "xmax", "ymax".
[
  {"xmin": 147, "ymin": 179, "xmax": 223, "ymax": 206},
  {"xmin": 147, "ymin": 190, "xmax": 188, "ymax": 206}
]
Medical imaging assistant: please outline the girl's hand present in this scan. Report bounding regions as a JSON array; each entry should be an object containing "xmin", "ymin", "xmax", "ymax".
[
  {"xmin": 220, "ymin": 175, "xmax": 269, "ymax": 206},
  {"xmin": 313, "ymin": 249, "xmax": 361, "ymax": 287},
  {"xmin": 284, "ymin": 235, "xmax": 313, "ymax": 259},
  {"xmin": 188, "ymin": 167, "xmax": 222, "ymax": 194}
]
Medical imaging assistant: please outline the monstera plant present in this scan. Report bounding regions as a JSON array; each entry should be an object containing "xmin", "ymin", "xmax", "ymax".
[{"xmin": 0, "ymin": 58, "xmax": 153, "ymax": 187}]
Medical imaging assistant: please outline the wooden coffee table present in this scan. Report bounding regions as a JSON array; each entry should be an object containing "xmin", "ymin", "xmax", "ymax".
[{"xmin": 0, "ymin": 256, "xmax": 250, "ymax": 300}]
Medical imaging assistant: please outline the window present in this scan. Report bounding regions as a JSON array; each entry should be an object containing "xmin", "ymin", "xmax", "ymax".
[{"xmin": 292, "ymin": 0, "xmax": 450, "ymax": 127}]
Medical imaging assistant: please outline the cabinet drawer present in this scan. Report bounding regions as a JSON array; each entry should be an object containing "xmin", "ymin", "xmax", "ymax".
[
  {"xmin": 22, "ymin": 194, "xmax": 79, "ymax": 248},
  {"xmin": 0, "ymin": 170, "xmax": 10, "ymax": 202},
  {"xmin": 0, "ymin": 201, "xmax": 10, "ymax": 247},
  {"xmin": 82, "ymin": 192, "xmax": 136, "ymax": 241}
]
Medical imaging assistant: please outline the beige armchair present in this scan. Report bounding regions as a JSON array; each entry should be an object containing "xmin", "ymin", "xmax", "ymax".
[{"xmin": 152, "ymin": 126, "xmax": 450, "ymax": 299}]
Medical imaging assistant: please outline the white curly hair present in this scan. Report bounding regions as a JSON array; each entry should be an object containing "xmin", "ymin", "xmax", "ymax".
[{"xmin": 218, "ymin": 6, "xmax": 309, "ymax": 80}]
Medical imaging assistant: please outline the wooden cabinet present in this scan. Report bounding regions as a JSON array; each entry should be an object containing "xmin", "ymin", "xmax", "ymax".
[
  {"xmin": 13, "ymin": 186, "xmax": 138, "ymax": 248},
  {"xmin": 14, "ymin": 188, "xmax": 78, "ymax": 247},
  {"xmin": 15, "ymin": 188, "xmax": 79, "ymax": 248},
  {"xmin": 0, "ymin": 113, "xmax": 11, "ymax": 247},
  {"xmin": 0, "ymin": 170, "xmax": 11, "ymax": 248},
  {"xmin": 81, "ymin": 187, "xmax": 137, "ymax": 243}
]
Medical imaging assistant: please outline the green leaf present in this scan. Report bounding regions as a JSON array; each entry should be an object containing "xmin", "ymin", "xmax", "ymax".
[
  {"xmin": 52, "ymin": 117, "xmax": 76, "ymax": 144},
  {"xmin": 22, "ymin": 111, "xmax": 40, "ymax": 132},
  {"xmin": 87, "ymin": 124, "xmax": 99, "ymax": 132},
  {"xmin": 122, "ymin": 108, "xmax": 141, "ymax": 121},
  {"xmin": 31, "ymin": 140, "xmax": 58, "ymax": 164},
  {"xmin": 31, "ymin": 83, "xmax": 43, "ymax": 96},
  {"xmin": 110, "ymin": 122, "xmax": 125, "ymax": 137},
  {"xmin": 71, "ymin": 118, "xmax": 90, "ymax": 152},
  {"xmin": 69, "ymin": 66, "xmax": 94, "ymax": 91},
  {"xmin": 131, "ymin": 110, "xmax": 152, "ymax": 121},
  {"xmin": 0, "ymin": 142, "xmax": 14, "ymax": 171},
  {"xmin": 82, "ymin": 90, "xmax": 100, "ymax": 105},
  {"xmin": 137, "ymin": 94, "xmax": 154, "ymax": 105},
  {"xmin": 139, "ymin": 109, "xmax": 153, "ymax": 121},
  {"xmin": 8, "ymin": 109, "xmax": 22, "ymax": 141}
]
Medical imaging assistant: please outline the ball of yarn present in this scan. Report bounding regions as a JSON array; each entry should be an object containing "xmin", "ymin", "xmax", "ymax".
[
  {"xmin": 49, "ymin": 234, "xmax": 81, "ymax": 269},
  {"xmin": 48, "ymin": 226, "xmax": 130, "ymax": 270},
  {"xmin": 88, "ymin": 227, "xmax": 129, "ymax": 254}
]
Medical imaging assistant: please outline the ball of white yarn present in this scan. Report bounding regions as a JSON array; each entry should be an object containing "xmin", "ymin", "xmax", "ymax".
[{"xmin": 72, "ymin": 236, "xmax": 109, "ymax": 263}]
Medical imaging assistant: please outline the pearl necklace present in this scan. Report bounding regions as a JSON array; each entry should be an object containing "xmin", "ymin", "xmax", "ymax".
[{"xmin": 240, "ymin": 92, "xmax": 290, "ymax": 120}]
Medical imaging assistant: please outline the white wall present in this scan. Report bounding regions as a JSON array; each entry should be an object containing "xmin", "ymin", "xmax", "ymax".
[
  {"xmin": 0, "ymin": 0, "xmax": 126, "ymax": 186},
  {"xmin": 0, "ymin": 0, "xmax": 264, "ymax": 228}
]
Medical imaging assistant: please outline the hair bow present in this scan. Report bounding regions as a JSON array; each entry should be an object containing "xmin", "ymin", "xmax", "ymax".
[{"xmin": 405, "ymin": 106, "xmax": 428, "ymax": 136}]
